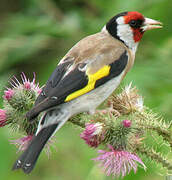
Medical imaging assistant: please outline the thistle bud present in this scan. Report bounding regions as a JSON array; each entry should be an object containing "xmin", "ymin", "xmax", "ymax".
[
  {"xmin": 80, "ymin": 123, "xmax": 104, "ymax": 148},
  {"xmin": 122, "ymin": 120, "xmax": 131, "ymax": 128}
]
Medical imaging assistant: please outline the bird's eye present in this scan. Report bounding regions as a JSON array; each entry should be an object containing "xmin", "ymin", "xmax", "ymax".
[
  {"xmin": 129, "ymin": 19, "xmax": 143, "ymax": 28},
  {"xmin": 129, "ymin": 19, "xmax": 143, "ymax": 29},
  {"xmin": 129, "ymin": 20, "xmax": 137, "ymax": 27}
]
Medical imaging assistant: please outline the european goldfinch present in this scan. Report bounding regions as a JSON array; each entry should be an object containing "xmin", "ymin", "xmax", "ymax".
[{"xmin": 12, "ymin": 11, "xmax": 162, "ymax": 173}]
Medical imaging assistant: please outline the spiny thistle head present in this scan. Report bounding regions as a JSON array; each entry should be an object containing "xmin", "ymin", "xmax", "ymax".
[
  {"xmin": 2, "ymin": 73, "xmax": 41, "ymax": 134},
  {"xmin": 93, "ymin": 144, "xmax": 146, "ymax": 178},
  {"xmin": 0, "ymin": 73, "xmax": 57, "ymax": 156},
  {"xmin": 102, "ymin": 118, "xmax": 133, "ymax": 150}
]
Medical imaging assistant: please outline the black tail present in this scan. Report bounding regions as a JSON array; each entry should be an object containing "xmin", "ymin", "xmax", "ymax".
[{"xmin": 12, "ymin": 123, "xmax": 58, "ymax": 174}]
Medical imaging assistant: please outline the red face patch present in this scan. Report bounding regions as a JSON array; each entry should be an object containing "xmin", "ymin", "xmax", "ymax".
[
  {"xmin": 132, "ymin": 29, "xmax": 144, "ymax": 42},
  {"xmin": 124, "ymin": 11, "xmax": 144, "ymax": 24},
  {"xmin": 124, "ymin": 11, "xmax": 145, "ymax": 42}
]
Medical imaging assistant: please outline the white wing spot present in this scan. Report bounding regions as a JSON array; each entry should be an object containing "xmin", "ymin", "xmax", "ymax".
[
  {"xmin": 51, "ymin": 96, "xmax": 58, "ymax": 100},
  {"xmin": 17, "ymin": 160, "xmax": 21, "ymax": 164},
  {"xmin": 26, "ymin": 163, "xmax": 31, "ymax": 167},
  {"xmin": 16, "ymin": 160, "xmax": 21, "ymax": 166}
]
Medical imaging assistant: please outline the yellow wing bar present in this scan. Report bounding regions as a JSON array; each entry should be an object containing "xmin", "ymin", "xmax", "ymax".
[{"xmin": 65, "ymin": 65, "xmax": 110, "ymax": 102}]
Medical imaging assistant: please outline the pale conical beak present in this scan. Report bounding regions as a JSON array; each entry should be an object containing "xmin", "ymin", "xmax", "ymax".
[{"xmin": 141, "ymin": 18, "xmax": 163, "ymax": 31}]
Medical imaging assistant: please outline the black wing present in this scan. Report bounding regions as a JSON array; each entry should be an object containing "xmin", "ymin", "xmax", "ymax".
[
  {"xmin": 27, "ymin": 61, "xmax": 88, "ymax": 121},
  {"xmin": 26, "ymin": 51, "xmax": 128, "ymax": 121},
  {"xmin": 34, "ymin": 60, "xmax": 72, "ymax": 105}
]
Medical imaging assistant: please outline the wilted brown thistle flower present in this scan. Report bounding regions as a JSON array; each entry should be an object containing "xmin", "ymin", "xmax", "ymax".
[{"xmin": 108, "ymin": 83, "xmax": 144, "ymax": 116}]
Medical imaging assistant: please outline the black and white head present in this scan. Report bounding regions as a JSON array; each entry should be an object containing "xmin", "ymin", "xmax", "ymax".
[{"xmin": 104, "ymin": 11, "xmax": 162, "ymax": 52}]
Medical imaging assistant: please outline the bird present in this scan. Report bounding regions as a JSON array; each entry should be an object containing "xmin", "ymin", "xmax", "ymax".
[{"xmin": 12, "ymin": 11, "xmax": 162, "ymax": 174}]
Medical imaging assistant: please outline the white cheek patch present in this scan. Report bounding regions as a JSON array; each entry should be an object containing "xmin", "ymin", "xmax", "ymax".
[
  {"xmin": 116, "ymin": 17, "xmax": 138, "ymax": 53},
  {"xmin": 116, "ymin": 16, "xmax": 125, "ymax": 24}
]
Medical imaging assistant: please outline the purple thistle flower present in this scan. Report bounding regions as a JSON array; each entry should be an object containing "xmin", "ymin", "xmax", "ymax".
[
  {"xmin": 93, "ymin": 145, "xmax": 146, "ymax": 178},
  {"xmin": 0, "ymin": 109, "xmax": 7, "ymax": 127},
  {"xmin": 9, "ymin": 72, "xmax": 41, "ymax": 94},
  {"xmin": 21, "ymin": 72, "xmax": 41, "ymax": 93},
  {"xmin": 80, "ymin": 123, "xmax": 104, "ymax": 148},
  {"xmin": 122, "ymin": 120, "xmax": 131, "ymax": 128},
  {"xmin": 3, "ymin": 89, "xmax": 14, "ymax": 100},
  {"xmin": 24, "ymin": 82, "xmax": 31, "ymax": 90}
]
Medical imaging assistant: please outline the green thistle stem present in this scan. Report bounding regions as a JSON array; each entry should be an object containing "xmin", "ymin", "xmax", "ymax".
[
  {"xmin": 137, "ymin": 146, "xmax": 172, "ymax": 171},
  {"xmin": 146, "ymin": 126, "xmax": 172, "ymax": 149},
  {"xmin": 132, "ymin": 111, "xmax": 172, "ymax": 148}
]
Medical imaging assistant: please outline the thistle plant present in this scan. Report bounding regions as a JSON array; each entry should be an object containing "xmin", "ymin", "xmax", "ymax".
[
  {"xmin": 1, "ymin": 73, "xmax": 40, "ymax": 133},
  {"xmin": 74, "ymin": 83, "xmax": 172, "ymax": 177},
  {"xmin": 0, "ymin": 73, "xmax": 54, "ymax": 155},
  {"xmin": 0, "ymin": 73, "xmax": 172, "ymax": 178}
]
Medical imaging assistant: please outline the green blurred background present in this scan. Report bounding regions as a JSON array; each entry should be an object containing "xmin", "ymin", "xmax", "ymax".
[{"xmin": 0, "ymin": 0, "xmax": 171, "ymax": 179}]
